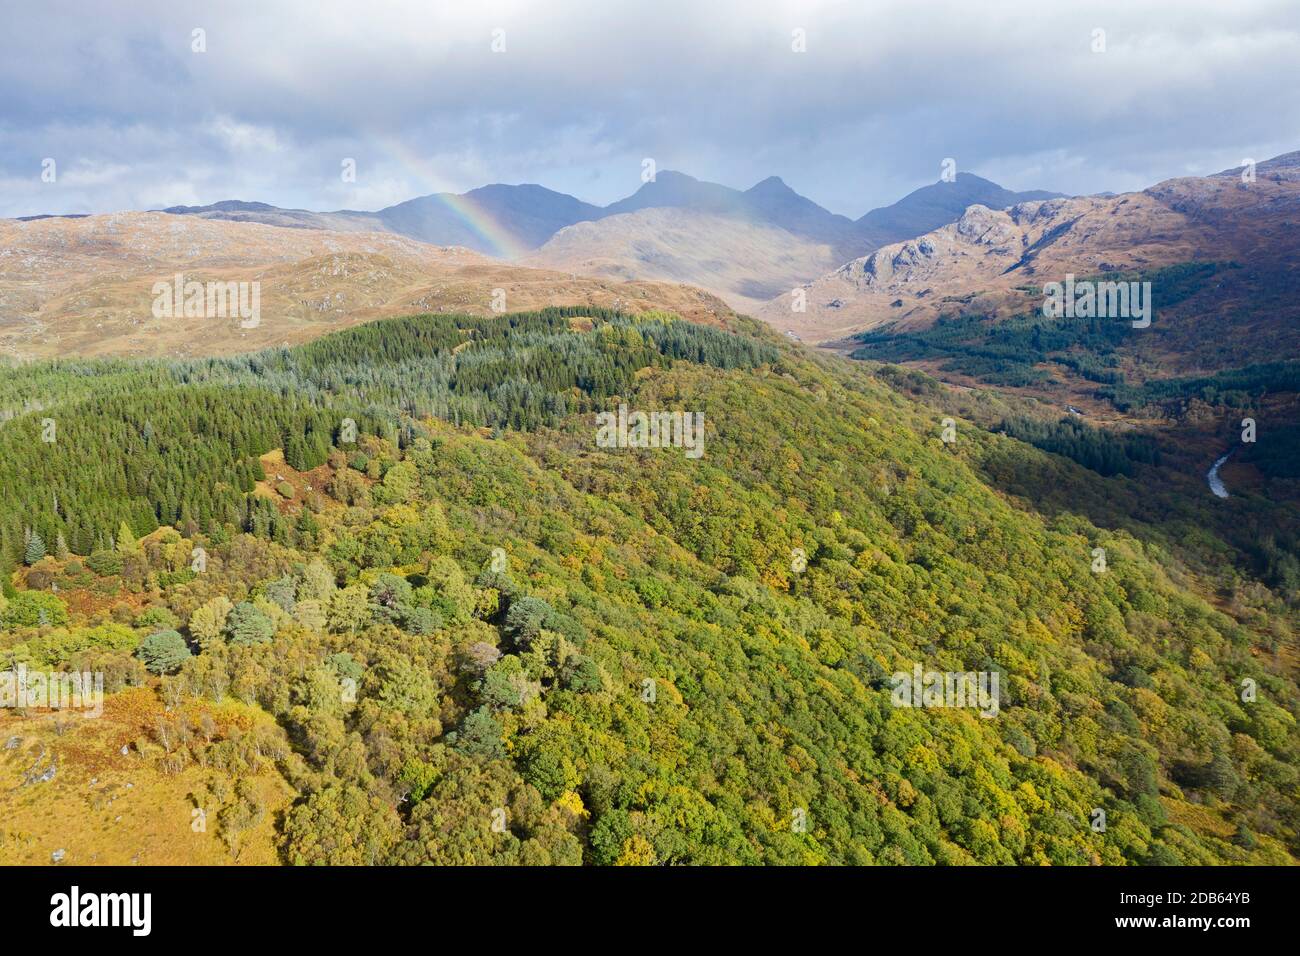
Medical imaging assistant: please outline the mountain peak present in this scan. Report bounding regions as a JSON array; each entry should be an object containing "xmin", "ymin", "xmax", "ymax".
[
  {"xmin": 947, "ymin": 172, "xmax": 998, "ymax": 187},
  {"xmin": 464, "ymin": 182, "xmax": 575, "ymax": 199},
  {"xmin": 747, "ymin": 175, "xmax": 792, "ymax": 193},
  {"xmin": 601, "ymin": 171, "xmax": 739, "ymax": 218},
  {"xmin": 651, "ymin": 169, "xmax": 700, "ymax": 183},
  {"xmin": 856, "ymin": 174, "xmax": 1066, "ymax": 247},
  {"xmin": 161, "ymin": 199, "xmax": 286, "ymax": 214}
]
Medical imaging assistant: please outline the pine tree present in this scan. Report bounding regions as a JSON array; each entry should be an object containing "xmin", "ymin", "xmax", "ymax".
[{"xmin": 24, "ymin": 530, "xmax": 46, "ymax": 565}]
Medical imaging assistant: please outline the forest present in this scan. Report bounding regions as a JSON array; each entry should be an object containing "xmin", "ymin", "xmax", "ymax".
[
  {"xmin": 993, "ymin": 416, "xmax": 1161, "ymax": 478},
  {"xmin": 849, "ymin": 262, "xmax": 1233, "ymax": 397},
  {"xmin": 1, "ymin": 307, "xmax": 1297, "ymax": 865}
]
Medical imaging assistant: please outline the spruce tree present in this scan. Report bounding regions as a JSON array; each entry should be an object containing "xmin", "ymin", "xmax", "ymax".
[{"xmin": 24, "ymin": 530, "xmax": 45, "ymax": 566}]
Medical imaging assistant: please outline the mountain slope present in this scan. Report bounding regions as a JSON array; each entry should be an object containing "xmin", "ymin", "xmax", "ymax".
[
  {"xmin": 153, "ymin": 171, "xmax": 1065, "ymax": 311},
  {"xmin": 523, "ymin": 207, "xmax": 844, "ymax": 311},
  {"xmin": 0, "ymin": 213, "xmax": 737, "ymax": 360},
  {"xmin": 1, "ymin": 309, "xmax": 1296, "ymax": 865},
  {"xmin": 162, "ymin": 184, "xmax": 605, "ymax": 256},
  {"xmin": 530, "ymin": 172, "xmax": 1065, "ymax": 311},
  {"xmin": 604, "ymin": 171, "xmax": 861, "ymax": 252},
  {"xmin": 764, "ymin": 156, "xmax": 1300, "ymax": 351},
  {"xmin": 374, "ymin": 184, "xmax": 604, "ymax": 252},
  {"xmin": 857, "ymin": 172, "xmax": 1065, "ymax": 249},
  {"xmin": 602, "ymin": 170, "xmax": 745, "ymax": 218}
]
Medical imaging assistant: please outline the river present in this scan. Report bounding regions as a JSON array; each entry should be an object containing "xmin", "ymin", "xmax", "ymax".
[{"xmin": 1207, "ymin": 450, "xmax": 1233, "ymax": 499}]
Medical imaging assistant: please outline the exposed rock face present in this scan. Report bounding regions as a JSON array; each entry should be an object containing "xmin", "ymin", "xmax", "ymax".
[
  {"xmin": 855, "ymin": 172, "xmax": 1065, "ymax": 250},
  {"xmin": 758, "ymin": 157, "xmax": 1300, "ymax": 346}
]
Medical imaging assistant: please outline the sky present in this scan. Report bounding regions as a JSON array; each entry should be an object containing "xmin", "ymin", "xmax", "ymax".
[{"xmin": 2, "ymin": 0, "xmax": 1299, "ymax": 220}]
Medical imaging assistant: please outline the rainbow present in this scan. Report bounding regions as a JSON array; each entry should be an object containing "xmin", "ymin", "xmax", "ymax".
[{"xmin": 381, "ymin": 137, "xmax": 531, "ymax": 259}]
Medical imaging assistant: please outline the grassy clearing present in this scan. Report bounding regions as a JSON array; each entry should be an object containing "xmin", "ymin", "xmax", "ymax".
[{"xmin": 0, "ymin": 686, "xmax": 293, "ymax": 865}]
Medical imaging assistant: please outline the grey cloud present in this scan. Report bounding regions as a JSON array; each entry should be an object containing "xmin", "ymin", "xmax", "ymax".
[{"xmin": 2, "ymin": 0, "xmax": 1298, "ymax": 218}]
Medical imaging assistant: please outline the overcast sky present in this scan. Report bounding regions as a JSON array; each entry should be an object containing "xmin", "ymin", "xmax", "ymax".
[{"xmin": 3, "ymin": 0, "xmax": 1298, "ymax": 219}]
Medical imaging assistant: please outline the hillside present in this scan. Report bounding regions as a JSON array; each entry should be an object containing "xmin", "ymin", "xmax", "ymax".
[
  {"xmin": 0, "ymin": 213, "xmax": 737, "ymax": 360},
  {"xmin": 856, "ymin": 173, "xmax": 1065, "ymax": 250},
  {"xmin": 0, "ymin": 687, "xmax": 293, "ymax": 865},
  {"xmin": 158, "ymin": 171, "xmax": 865, "ymax": 263},
  {"xmin": 764, "ymin": 155, "xmax": 1300, "ymax": 353},
  {"xmin": 602, "ymin": 171, "xmax": 862, "ymax": 258},
  {"xmin": 163, "ymin": 185, "xmax": 604, "ymax": 257},
  {"xmin": 528, "ymin": 173, "xmax": 1066, "ymax": 312},
  {"xmin": 1, "ymin": 308, "xmax": 1296, "ymax": 865},
  {"xmin": 369, "ymin": 184, "xmax": 605, "ymax": 253},
  {"xmin": 153, "ymin": 170, "xmax": 1066, "ymax": 296},
  {"xmin": 524, "ymin": 207, "xmax": 844, "ymax": 312}
]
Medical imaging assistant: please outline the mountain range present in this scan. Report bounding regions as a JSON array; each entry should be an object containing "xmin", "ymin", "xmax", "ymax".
[
  {"xmin": 524, "ymin": 172, "xmax": 1065, "ymax": 310},
  {"xmin": 11, "ymin": 152, "xmax": 1300, "ymax": 386},
  {"xmin": 6, "ymin": 169, "xmax": 1069, "ymax": 331},
  {"xmin": 763, "ymin": 150, "xmax": 1300, "ymax": 354},
  {"xmin": 160, "ymin": 170, "xmax": 1062, "ymax": 265}
]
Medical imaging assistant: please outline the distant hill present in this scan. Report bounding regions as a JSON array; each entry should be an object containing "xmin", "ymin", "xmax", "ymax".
[
  {"xmin": 0, "ymin": 212, "xmax": 736, "ymax": 361},
  {"xmin": 523, "ymin": 206, "xmax": 844, "ymax": 312},
  {"xmin": 603, "ymin": 170, "xmax": 861, "ymax": 253},
  {"xmin": 159, "ymin": 171, "xmax": 867, "ymax": 260},
  {"xmin": 761, "ymin": 152, "xmax": 1300, "ymax": 388},
  {"xmin": 159, "ymin": 199, "xmax": 380, "ymax": 233},
  {"xmin": 602, "ymin": 170, "xmax": 747, "ymax": 218},
  {"xmin": 856, "ymin": 173, "xmax": 1064, "ymax": 249},
  {"xmin": 14, "ymin": 213, "xmax": 91, "ymax": 222},
  {"xmin": 374, "ymin": 184, "xmax": 604, "ymax": 252},
  {"xmin": 161, "ymin": 185, "xmax": 604, "ymax": 256},
  {"xmin": 744, "ymin": 175, "xmax": 864, "ymax": 251}
]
